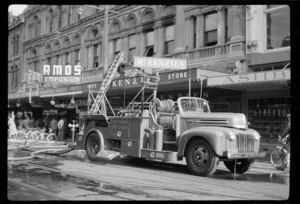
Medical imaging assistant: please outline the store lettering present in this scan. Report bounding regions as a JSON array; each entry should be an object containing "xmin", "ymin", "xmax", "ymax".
[
  {"xmin": 221, "ymin": 70, "xmax": 289, "ymax": 84},
  {"xmin": 167, "ymin": 72, "xmax": 188, "ymax": 80},
  {"xmin": 111, "ymin": 77, "xmax": 142, "ymax": 88},
  {"xmin": 134, "ymin": 57, "xmax": 186, "ymax": 69},
  {"xmin": 69, "ymin": 85, "xmax": 81, "ymax": 91},
  {"xmin": 43, "ymin": 65, "xmax": 81, "ymax": 76},
  {"xmin": 28, "ymin": 70, "xmax": 43, "ymax": 82},
  {"xmin": 159, "ymin": 92, "xmax": 208, "ymax": 100}
]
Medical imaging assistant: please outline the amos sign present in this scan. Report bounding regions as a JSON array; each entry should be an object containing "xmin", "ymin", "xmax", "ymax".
[{"xmin": 43, "ymin": 65, "xmax": 81, "ymax": 83}]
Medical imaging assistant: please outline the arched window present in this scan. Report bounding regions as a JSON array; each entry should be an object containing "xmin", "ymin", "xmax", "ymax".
[
  {"xmin": 142, "ymin": 10, "xmax": 154, "ymax": 23},
  {"xmin": 125, "ymin": 16, "xmax": 136, "ymax": 28},
  {"xmin": 64, "ymin": 37, "xmax": 70, "ymax": 47},
  {"xmin": 74, "ymin": 33, "xmax": 80, "ymax": 44},
  {"xmin": 110, "ymin": 21, "xmax": 121, "ymax": 33},
  {"xmin": 92, "ymin": 28, "xmax": 98, "ymax": 38},
  {"xmin": 54, "ymin": 40, "xmax": 61, "ymax": 50}
]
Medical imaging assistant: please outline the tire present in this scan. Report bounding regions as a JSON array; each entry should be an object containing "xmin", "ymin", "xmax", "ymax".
[
  {"xmin": 16, "ymin": 131, "xmax": 25, "ymax": 140},
  {"xmin": 223, "ymin": 158, "xmax": 255, "ymax": 174},
  {"xmin": 270, "ymin": 148, "xmax": 287, "ymax": 170},
  {"xmin": 86, "ymin": 133, "xmax": 102, "ymax": 162},
  {"xmin": 185, "ymin": 139, "xmax": 219, "ymax": 176},
  {"xmin": 47, "ymin": 133, "xmax": 57, "ymax": 141}
]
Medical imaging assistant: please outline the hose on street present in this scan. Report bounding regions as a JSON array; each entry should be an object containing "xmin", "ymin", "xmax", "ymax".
[{"xmin": 8, "ymin": 143, "xmax": 75, "ymax": 161}]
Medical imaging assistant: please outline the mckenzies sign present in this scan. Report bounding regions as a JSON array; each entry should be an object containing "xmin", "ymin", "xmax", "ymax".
[{"xmin": 43, "ymin": 65, "xmax": 81, "ymax": 83}]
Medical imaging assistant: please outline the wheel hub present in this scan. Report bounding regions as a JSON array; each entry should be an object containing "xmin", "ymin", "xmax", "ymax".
[{"xmin": 193, "ymin": 146, "xmax": 208, "ymax": 167}]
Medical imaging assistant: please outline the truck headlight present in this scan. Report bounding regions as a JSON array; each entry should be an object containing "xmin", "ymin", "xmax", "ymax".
[
  {"xmin": 229, "ymin": 131, "xmax": 236, "ymax": 141},
  {"xmin": 253, "ymin": 131, "xmax": 260, "ymax": 141}
]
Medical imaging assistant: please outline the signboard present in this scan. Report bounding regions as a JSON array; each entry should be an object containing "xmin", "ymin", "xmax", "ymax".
[
  {"xmin": 134, "ymin": 56, "xmax": 187, "ymax": 70},
  {"xmin": 207, "ymin": 69, "xmax": 290, "ymax": 87},
  {"xmin": 28, "ymin": 70, "xmax": 43, "ymax": 82},
  {"xmin": 43, "ymin": 65, "xmax": 82, "ymax": 83}
]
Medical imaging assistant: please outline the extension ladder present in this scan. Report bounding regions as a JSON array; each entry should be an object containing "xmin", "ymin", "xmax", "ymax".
[{"xmin": 89, "ymin": 52, "xmax": 124, "ymax": 114}]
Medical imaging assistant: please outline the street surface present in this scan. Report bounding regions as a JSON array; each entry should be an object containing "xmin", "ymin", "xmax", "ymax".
[{"xmin": 7, "ymin": 147, "xmax": 289, "ymax": 201}]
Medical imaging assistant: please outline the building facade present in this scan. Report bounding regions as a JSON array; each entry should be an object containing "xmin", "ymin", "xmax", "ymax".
[
  {"xmin": 8, "ymin": 12, "xmax": 25, "ymax": 92},
  {"xmin": 8, "ymin": 5, "xmax": 290, "ymax": 143}
]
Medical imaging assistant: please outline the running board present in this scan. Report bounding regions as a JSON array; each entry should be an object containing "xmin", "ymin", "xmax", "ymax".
[{"xmin": 96, "ymin": 150, "xmax": 120, "ymax": 160}]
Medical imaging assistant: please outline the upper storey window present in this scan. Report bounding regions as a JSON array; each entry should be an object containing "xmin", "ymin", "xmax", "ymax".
[
  {"xmin": 266, "ymin": 5, "xmax": 290, "ymax": 50},
  {"xmin": 204, "ymin": 12, "xmax": 218, "ymax": 47}
]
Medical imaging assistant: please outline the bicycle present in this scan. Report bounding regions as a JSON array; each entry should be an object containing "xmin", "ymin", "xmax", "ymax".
[{"xmin": 270, "ymin": 135, "xmax": 290, "ymax": 170}]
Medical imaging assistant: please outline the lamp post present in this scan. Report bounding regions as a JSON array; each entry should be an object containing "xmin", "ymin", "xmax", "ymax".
[{"xmin": 78, "ymin": 5, "xmax": 119, "ymax": 76}]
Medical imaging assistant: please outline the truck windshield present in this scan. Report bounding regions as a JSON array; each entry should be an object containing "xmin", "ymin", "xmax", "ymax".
[{"xmin": 180, "ymin": 98, "xmax": 210, "ymax": 113}]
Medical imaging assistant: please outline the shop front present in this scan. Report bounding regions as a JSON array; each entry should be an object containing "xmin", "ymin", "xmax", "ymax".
[{"xmin": 206, "ymin": 68, "xmax": 291, "ymax": 144}]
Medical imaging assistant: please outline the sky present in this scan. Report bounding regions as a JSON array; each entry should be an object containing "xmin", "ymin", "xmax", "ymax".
[{"xmin": 9, "ymin": 4, "xmax": 27, "ymax": 16}]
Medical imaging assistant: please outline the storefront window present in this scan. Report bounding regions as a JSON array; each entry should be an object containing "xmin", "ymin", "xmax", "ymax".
[
  {"xmin": 248, "ymin": 97, "xmax": 290, "ymax": 143},
  {"xmin": 266, "ymin": 5, "xmax": 290, "ymax": 50}
]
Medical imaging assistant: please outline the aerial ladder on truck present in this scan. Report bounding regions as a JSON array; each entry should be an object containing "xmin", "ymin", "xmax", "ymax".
[{"xmin": 88, "ymin": 52, "xmax": 125, "ymax": 116}]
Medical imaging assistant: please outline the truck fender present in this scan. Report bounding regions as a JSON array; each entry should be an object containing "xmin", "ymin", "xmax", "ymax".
[
  {"xmin": 177, "ymin": 127, "xmax": 226, "ymax": 157},
  {"xmin": 84, "ymin": 128, "xmax": 104, "ymax": 151}
]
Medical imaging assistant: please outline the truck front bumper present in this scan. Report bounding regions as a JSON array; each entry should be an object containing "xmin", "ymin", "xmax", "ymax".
[{"xmin": 227, "ymin": 150, "xmax": 266, "ymax": 159}]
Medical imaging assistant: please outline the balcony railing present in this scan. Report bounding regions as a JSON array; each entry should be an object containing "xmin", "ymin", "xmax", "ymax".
[{"xmin": 165, "ymin": 41, "xmax": 245, "ymax": 61}]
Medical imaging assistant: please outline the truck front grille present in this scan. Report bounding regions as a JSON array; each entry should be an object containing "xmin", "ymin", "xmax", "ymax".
[{"xmin": 236, "ymin": 133, "xmax": 255, "ymax": 153}]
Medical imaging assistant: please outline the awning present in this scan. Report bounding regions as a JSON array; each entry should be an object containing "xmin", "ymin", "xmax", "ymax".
[
  {"xmin": 40, "ymin": 91, "xmax": 83, "ymax": 98},
  {"xmin": 206, "ymin": 69, "xmax": 290, "ymax": 91}
]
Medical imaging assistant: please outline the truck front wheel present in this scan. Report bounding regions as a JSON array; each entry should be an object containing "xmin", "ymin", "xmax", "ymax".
[
  {"xmin": 223, "ymin": 159, "xmax": 255, "ymax": 174},
  {"xmin": 86, "ymin": 133, "xmax": 102, "ymax": 162},
  {"xmin": 185, "ymin": 139, "xmax": 219, "ymax": 176}
]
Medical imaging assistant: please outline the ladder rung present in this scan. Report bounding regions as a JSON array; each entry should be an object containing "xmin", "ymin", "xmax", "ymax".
[
  {"xmin": 144, "ymin": 87, "xmax": 157, "ymax": 90},
  {"xmin": 144, "ymin": 82, "xmax": 157, "ymax": 86}
]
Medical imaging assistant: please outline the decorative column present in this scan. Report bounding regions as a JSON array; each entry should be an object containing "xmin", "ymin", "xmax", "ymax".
[
  {"xmin": 196, "ymin": 14, "xmax": 204, "ymax": 48},
  {"xmin": 121, "ymin": 32, "xmax": 129, "ymax": 62},
  {"xmin": 40, "ymin": 8, "xmax": 46, "ymax": 35},
  {"xmin": 157, "ymin": 24, "xmax": 164, "ymax": 56},
  {"xmin": 217, "ymin": 6, "xmax": 226, "ymax": 45},
  {"xmin": 185, "ymin": 16, "xmax": 193, "ymax": 50},
  {"xmin": 88, "ymin": 45, "xmax": 93, "ymax": 69},
  {"xmin": 174, "ymin": 5, "xmax": 185, "ymax": 53},
  {"xmin": 80, "ymin": 27, "xmax": 87, "ymax": 69},
  {"xmin": 189, "ymin": 16, "xmax": 194, "ymax": 50},
  {"xmin": 136, "ymin": 27, "xmax": 144, "ymax": 56},
  {"xmin": 153, "ymin": 22, "xmax": 163, "ymax": 57}
]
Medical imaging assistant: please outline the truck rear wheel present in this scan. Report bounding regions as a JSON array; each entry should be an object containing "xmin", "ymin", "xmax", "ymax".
[
  {"xmin": 86, "ymin": 133, "xmax": 102, "ymax": 162},
  {"xmin": 223, "ymin": 159, "xmax": 255, "ymax": 174},
  {"xmin": 185, "ymin": 139, "xmax": 219, "ymax": 176}
]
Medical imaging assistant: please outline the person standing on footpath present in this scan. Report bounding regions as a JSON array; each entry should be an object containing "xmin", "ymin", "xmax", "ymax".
[
  {"xmin": 20, "ymin": 115, "xmax": 30, "ymax": 130},
  {"xmin": 8, "ymin": 112, "xmax": 18, "ymax": 139},
  {"xmin": 28, "ymin": 116, "xmax": 35, "ymax": 129},
  {"xmin": 57, "ymin": 116, "xmax": 66, "ymax": 141},
  {"xmin": 50, "ymin": 116, "xmax": 58, "ymax": 136}
]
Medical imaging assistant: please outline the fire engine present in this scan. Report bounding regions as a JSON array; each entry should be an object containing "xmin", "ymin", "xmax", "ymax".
[{"xmin": 74, "ymin": 53, "xmax": 265, "ymax": 176}]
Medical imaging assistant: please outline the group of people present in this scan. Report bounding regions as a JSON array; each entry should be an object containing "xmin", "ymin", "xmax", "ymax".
[{"xmin": 8, "ymin": 113, "xmax": 71, "ymax": 141}]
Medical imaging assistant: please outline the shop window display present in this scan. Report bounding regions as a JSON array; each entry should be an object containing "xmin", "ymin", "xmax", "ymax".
[{"xmin": 248, "ymin": 97, "xmax": 290, "ymax": 143}]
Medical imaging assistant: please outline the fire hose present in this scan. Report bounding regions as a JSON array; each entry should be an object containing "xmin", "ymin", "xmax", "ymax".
[
  {"xmin": 8, "ymin": 144, "xmax": 75, "ymax": 161},
  {"xmin": 8, "ymin": 121, "xmax": 79, "ymax": 161}
]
